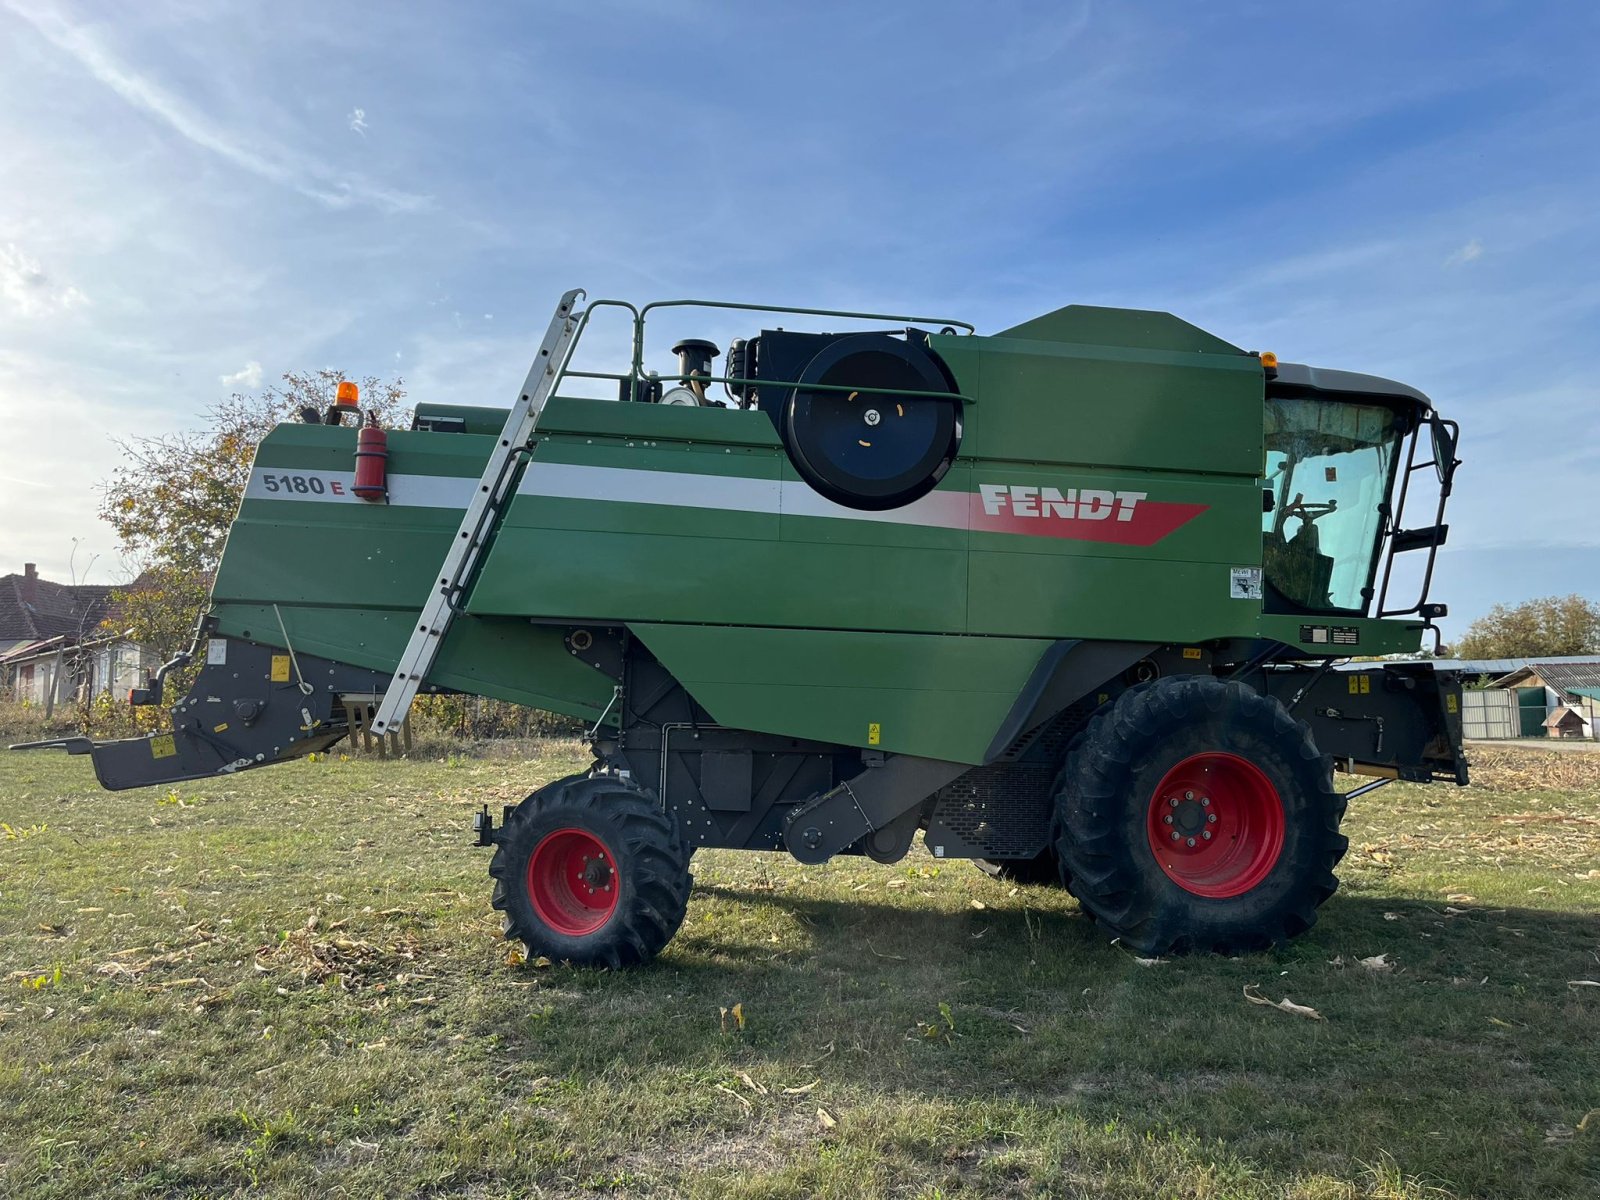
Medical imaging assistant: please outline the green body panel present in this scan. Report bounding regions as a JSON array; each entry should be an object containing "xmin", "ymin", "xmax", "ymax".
[
  {"xmin": 630, "ymin": 623, "xmax": 1051, "ymax": 765},
  {"xmin": 994, "ymin": 303, "xmax": 1245, "ymax": 356},
  {"xmin": 935, "ymin": 334, "xmax": 1265, "ymax": 474},
  {"xmin": 208, "ymin": 604, "xmax": 611, "ymax": 720},
  {"xmin": 210, "ymin": 425, "xmax": 611, "ymax": 721},
  {"xmin": 205, "ymin": 301, "xmax": 1428, "ymax": 757}
]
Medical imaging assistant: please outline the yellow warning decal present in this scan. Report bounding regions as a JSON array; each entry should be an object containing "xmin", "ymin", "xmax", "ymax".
[
  {"xmin": 151, "ymin": 734, "xmax": 176, "ymax": 759},
  {"xmin": 1446, "ymin": 694, "xmax": 1459, "ymax": 714},
  {"xmin": 213, "ymin": 722, "xmax": 230, "ymax": 734},
  {"xmin": 867, "ymin": 723, "xmax": 881, "ymax": 746},
  {"xmin": 270, "ymin": 655, "xmax": 291, "ymax": 683},
  {"xmin": 1182, "ymin": 647, "xmax": 1202, "ymax": 660},
  {"xmin": 1348, "ymin": 676, "xmax": 1359, "ymax": 694}
]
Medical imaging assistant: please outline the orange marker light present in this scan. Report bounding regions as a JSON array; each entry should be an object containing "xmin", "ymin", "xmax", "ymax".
[
  {"xmin": 1258, "ymin": 351, "xmax": 1278, "ymax": 369},
  {"xmin": 335, "ymin": 381, "xmax": 360, "ymax": 407}
]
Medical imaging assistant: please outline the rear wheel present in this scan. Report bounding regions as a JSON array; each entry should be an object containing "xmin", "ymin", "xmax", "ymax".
[
  {"xmin": 1052, "ymin": 677, "xmax": 1346, "ymax": 956},
  {"xmin": 490, "ymin": 773, "xmax": 692, "ymax": 968}
]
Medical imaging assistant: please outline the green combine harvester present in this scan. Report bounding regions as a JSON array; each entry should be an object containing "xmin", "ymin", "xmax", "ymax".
[{"xmin": 18, "ymin": 289, "xmax": 1466, "ymax": 966}]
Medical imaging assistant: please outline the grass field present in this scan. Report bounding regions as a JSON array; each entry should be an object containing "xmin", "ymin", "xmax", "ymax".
[{"xmin": 1, "ymin": 740, "xmax": 1597, "ymax": 1199}]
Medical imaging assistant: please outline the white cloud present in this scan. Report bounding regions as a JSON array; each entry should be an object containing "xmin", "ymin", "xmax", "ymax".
[
  {"xmin": 220, "ymin": 360, "xmax": 264, "ymax": 389},
  {"xmin": 5, "ymin": 3, "xmax": 429, "ymax": 214},
  {"xmin": 0, "ymin": 242, "xmax": 87, "ymax": 317},
  {"xmin": 348, "ymin": 107, "xmax": 367, "ymax": 137},
  {"xmin": 1444, "ymin": 238, "xmax": 1484, "ymax": 266}
]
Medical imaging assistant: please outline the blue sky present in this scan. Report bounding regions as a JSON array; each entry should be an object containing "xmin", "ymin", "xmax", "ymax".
[{"xmin": 1, "ymin": 1, "xmax": 1596, "ymax": 640}]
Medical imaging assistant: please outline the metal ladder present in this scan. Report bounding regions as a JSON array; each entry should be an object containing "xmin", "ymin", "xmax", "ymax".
[{"xmin": 369, "ymin": 288, "xmax": 584, "ymax": 735}]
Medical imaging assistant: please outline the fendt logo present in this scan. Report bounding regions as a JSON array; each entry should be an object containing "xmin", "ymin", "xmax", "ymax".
[
  {"xmin": 972, "ymin": 483, "xmax": 1208, "ymax": 547},
  {"xmin": 978, "ymin": 484, "xmax": 1147, "ymax": 522}
]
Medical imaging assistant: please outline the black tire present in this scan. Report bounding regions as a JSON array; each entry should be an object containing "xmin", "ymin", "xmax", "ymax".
[
  {"xmin": 1052, "ymin": 677, "xmax": 1346, "ymax": 956},
  {"xmin": 489, "ymin": 773, "xmax": 692, "ymax": 968},
  {"xmin": 975, "ymin": 851, "xmax": 1065, "ymax": 886}
]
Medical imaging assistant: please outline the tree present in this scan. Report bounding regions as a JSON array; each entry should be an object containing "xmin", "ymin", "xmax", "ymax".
[
  {"xmin": 1452, "ymin": 594, "xmax": 1600, "ymax": 660},
  {"xmin": 99, "ymin": 370, "xmax": 407, "ymax": 662}
]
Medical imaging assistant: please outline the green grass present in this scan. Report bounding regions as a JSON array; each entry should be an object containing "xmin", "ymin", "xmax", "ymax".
[{"xmin": 1, "ymin": 741, "xmax": 1597, "ymax": 1199}]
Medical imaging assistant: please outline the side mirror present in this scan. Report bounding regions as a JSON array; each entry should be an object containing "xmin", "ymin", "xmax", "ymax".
[{"xmin": 1429, "ymin": 417, "xmax": 1459, "ymax": 491}]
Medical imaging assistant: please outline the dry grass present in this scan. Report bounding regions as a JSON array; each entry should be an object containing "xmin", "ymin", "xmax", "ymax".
[{"xmin": 0, "ymin": 741, "xmax": 1597, "ymax": 1199}]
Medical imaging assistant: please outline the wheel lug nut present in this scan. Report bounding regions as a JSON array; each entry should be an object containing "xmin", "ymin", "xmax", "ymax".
[
  {"xmin": 1200, "ymin": 797, "xmax": 1210, "ymax": 807},
  {"xmin": 1164, "ymin": 814, "xmax": 1174, "ymax": 824},
  {"xmin": 1169, "ymin": 798, "xmax": 1178, "ymax": 808},
  {"xmin": 1202, "ymin": 831, "xmax": 1212, "ymax": 840},
  {"xmin": 1184, "ymin": 791, "xmax": 1194, "ymax": 801},
  {"xmin": 1207, "ymin": 813, "xmax": 1217, "ymax": 823},
  {"xmin": 1186, "ymin": 837, "xmax": 1196, "ymax": 847},
  {"xmin": 1170, "ymin": 832, "xmax": 1180, "ymax": 841}
]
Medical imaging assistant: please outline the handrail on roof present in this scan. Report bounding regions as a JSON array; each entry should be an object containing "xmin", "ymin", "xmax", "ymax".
[{"xmin": 562, "ymin": 295, "xmax": 976, "ymax": 401}]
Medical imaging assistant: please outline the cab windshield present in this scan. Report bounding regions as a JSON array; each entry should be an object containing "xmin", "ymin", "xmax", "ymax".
[{"xmin": 1262, "ymin": 397, "xmax": 1403, "ymax": 615}]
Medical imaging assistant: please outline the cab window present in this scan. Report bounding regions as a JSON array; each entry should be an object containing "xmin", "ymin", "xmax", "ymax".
[{"xmin": 1262, "ymin": 398, "xmax": 1402, "ymax": 614}]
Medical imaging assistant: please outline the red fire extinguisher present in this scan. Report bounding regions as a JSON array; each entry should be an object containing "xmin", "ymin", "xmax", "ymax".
[{"xmin": 353, "ymin": 411, "xmax": 388, "ymax": 502}]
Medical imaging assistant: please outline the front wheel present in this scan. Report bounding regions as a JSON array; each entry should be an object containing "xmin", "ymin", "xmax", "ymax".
[
  {"xmin": 489, "ymin": 774, "xmax": 692, "ymax": 968},
  {"xmin": 1053, "ymin": 677, "xmax": 1347, "ymax": 956}
]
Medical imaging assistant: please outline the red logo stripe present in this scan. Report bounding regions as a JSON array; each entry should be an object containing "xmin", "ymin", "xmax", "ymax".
[{"xmin": 967, "ymin": 495, "xmax": 1208, "ymax": 547}]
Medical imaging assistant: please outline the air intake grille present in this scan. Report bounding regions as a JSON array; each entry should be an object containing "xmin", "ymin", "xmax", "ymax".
[{"xmin": 927, "ymin": 762, "xmax": 1054, "ymax": 858}]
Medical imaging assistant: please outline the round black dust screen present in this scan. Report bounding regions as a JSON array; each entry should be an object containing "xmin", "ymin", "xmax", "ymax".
[{"xmin": 784, "ymin": 334, "xmax": 961, "ymax": 511}]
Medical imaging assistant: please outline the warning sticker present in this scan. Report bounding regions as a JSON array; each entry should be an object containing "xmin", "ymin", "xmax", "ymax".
[
  {"xmin": 867, "ymin": 723, "xmax": 881, "ymax": 746},
  {"xmin": 150, "ymin": 734, "xmax": 176, "ymax": 759},
  {"xmin": 1229, "ymin": 567, "xmax": 1262, "ymax": 600},
  {"xmin": 206, "ymin": 638, "xmax": 228, "ymax": 665},
  {"xmin": 270, "ymin": 654, "xmax": 291, "ymax": 683}
]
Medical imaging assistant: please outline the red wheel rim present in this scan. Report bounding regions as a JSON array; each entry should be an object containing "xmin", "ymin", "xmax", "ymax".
[
  {"xmin": 1146, "ymin": 752, "xmax": 1285, "ymax": 898},
  {"xmin": 526, "ymin": 827, "xmax": 620, "ymax": 936}
]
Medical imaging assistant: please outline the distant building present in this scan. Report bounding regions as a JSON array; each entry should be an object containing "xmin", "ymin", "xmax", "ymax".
[
  {"xmin": 1485, "ymin": 658, "xmax": 1600, "ymax": 740},
  {"xmin": 1543, "ymin": 706, "xmax": 1589, "ymax": 739},
  {"xmin": 0, "ymin": 563, "xmax": 155, "ymax": 712}
]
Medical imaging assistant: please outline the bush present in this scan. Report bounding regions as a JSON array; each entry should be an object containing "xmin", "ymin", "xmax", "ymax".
[
  {"xmin": 1, "ymin": 688, "xmax": 583, "ymax": 754},
  {"xmin": 408, "ymin": 695, "xmax": 585, "ymax": 742},
  {"xmin": 0, "ymin": 696, "xmax": 79, "ymax": 743}
]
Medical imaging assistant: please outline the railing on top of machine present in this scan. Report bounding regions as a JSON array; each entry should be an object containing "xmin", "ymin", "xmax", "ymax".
[{"xmin": 555, "ymin": 296, "xmax": 980, "ymax": 408}]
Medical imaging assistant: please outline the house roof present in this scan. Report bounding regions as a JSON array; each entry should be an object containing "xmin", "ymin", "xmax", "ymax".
[
  {"xmin": 1571, "ymin": 687, "xmax": 1600, "ymax": 702},
  {"xmin": 1492, "ymin": 660, "xmax": 1600, "ymax": 699},
  {"xmin": 0, "ymin": 635, "xmax": 66, "ymax": 666},
  {"xmin": 1543, "ymin": 707, "xmax": 1585, "ymax": 727},
  {"xmin": 1435, "ymin": 654, "xmax": 1600, "ymax": 677},
  {"xmin": 0, "ymin": 572, "xmax": 116, "ymax": 643}
]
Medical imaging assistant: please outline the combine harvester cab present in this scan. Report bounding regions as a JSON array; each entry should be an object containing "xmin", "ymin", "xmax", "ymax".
[{"xmin": 17, "ymin": 289, "xmax": 1468, "ymax": 965}]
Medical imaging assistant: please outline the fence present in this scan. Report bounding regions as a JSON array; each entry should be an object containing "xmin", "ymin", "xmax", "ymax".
[{"xmin": 1461, "ymin": 688, "xmax": 1518, "ymax": 740}]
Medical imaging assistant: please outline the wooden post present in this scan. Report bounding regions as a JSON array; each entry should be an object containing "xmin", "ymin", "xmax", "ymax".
[{"xmin": 44, "ymin": 646, "xmax": 65, "ymax": 718}]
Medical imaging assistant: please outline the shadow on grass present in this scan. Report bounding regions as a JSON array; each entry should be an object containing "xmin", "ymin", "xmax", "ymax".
[
  {"xmin": 684, "ymin": 880, "xmax": 1600, "ymax": 970},
  {"xmin": 486, "ymin": 886, "xmax": 1600, "ymax": 1198}
]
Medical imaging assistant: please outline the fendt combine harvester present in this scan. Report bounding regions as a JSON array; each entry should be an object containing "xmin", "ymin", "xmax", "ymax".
[{"xmin": 18, "ymin": 290, "xmax": 1467, "ymax": 966}]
